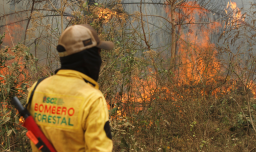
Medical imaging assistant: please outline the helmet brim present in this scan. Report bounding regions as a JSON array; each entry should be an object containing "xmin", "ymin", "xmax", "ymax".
[{"xmin": 97, "ymin": 41, "xmax": 114, "ymax": 50}]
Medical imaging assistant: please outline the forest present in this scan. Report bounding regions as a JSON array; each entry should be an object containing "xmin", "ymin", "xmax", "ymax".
[{"xmin": 0, "ymin": 0, "xmax": 256, "ymax": 151}]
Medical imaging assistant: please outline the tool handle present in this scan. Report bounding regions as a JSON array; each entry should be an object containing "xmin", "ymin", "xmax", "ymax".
[
  {"xmin": 12, "ymin": 96, "xmax": 57, "ymax": 152},
  {"xmin": 11, "ymin": 96, "xmax": 30, "ymax": 119}
]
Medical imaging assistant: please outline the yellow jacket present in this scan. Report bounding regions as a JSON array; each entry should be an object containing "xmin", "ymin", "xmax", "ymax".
[{"xmin": 26, "ymin": 69, "xmax": 113, "ymax": 152}]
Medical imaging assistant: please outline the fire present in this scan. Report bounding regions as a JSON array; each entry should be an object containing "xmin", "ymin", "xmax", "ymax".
[
  {"xmin": 166, "ymin": 1, "xmax": 223, "ymax": 97},
  {"xmin": 165, "ymin": 1, "xmax": 208, "ymax": 23},
  {"xmin": 95, "ymin": 7, "xmax": 117, "ymax": 22},
  {"xmin": 1, "ymin": 23, "xmax": 23, "ymax": 47},
  {"xmin": 107, "ymin": 1, "xmax": 254, "ymax": 126},
  {"xmin": 0, "ymin": 47, "xmax": 30, "ymax": 94},
  {"xmin": 0, "ymin": 22, "xmax": 31, "ymax": 133},
  {"xmin": 19, "ymin": 116, "xmax": 25, "ymax": 124},
  {"xmin": 0, "ymin": 22, "xmax": 30, "ymax": 98},
  {"xmin": 110, "ymin": 1, "xmax": 224, "ymax": 120},
  {"xmin": 0, "ymin": 23, "xmax": 25, "ymax": 86},
  {"xmin": 225, "ymin": 0, "xmax": 245, "ymax": 28},
  {"xmin": 109, "ymin": 70, "xmax": 184, "ymax": 121}
]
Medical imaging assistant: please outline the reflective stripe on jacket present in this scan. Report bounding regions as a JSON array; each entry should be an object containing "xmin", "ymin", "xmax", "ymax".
[{"xmin": 26, "ymin": 69, "xmax": 113, "ymax": 152}]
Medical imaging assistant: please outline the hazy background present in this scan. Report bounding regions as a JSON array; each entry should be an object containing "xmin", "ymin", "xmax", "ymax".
[{"xmin": 0, "ymin": 0, "xmax": 254, "ymax": 69}]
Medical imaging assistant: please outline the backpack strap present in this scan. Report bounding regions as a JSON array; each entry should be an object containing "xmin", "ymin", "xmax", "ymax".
[{"xmin": 25, "ymin": 77, "xmax": 47, "ymax": 109}]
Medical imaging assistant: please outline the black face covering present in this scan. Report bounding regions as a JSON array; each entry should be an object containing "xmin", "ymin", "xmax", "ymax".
[{"xmin": 56, "ymin": 47, "xmax": 102, "ymax": 82}]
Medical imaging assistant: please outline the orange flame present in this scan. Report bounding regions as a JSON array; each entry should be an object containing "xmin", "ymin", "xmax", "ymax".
[
  {"xmin": 96, "ymin": 7, "xmax": 117, "ymax": 23},
  {"xmin": 109, "ymin": 1, "xmax": 251, "ymax": 122},
  {"xmin": 0, "ymin": 22, "xmax": 29, "ymax": 96},
  {"xmin": 166, "ymin": 1, "xmax": 223, "ymax": 97},
  {"xmin": 2, "ymin": 23, "xmax": 23, "ymax": 46},
  {"xmin": 110, "ymin": 1, "xmax": 224, "ymax": 120},
  {"xmin": 225, "ymin": 0, "xmax": 245, "ymax": 28},
  {"xmin": 19, "ymin": 116, "xmax": 25, "ymax": 125}
]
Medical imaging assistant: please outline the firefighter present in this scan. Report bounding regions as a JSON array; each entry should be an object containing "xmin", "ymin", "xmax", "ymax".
[{"xmin": 26, "ymin": 24, "xmax": 114, "ymax": 152}]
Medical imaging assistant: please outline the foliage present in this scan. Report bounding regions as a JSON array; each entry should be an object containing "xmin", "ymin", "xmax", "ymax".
[{"xmin": 0, "ymin": 33, "xmax": 38, "ymax": 151}]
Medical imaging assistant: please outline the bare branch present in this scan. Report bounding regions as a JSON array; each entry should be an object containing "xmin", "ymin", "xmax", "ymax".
[
  {"xmin": 23, "ymin": 0, "xmax": 35, "ymax": 44},
  {"xmin": 0, "ymin": 14, "xmax": 71, "ymax": 28},
  {"xmin": 174, "ymin": 0, "xmax": 185, "ymax": 7},
  {"xmin": 138, "ymin": 14, "xmax": 219, "ymax": 26},
  {"xmin": 0, "ymin": 9, "xmax": 64, "ymax": 19}
]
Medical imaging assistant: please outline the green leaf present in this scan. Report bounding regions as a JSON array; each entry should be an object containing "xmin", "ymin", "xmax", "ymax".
[
  {"xmin": 253, "ymin": 104, "xmax": 256, "ymax": 110},
  {"xmin": 7, "ymin": 130, "xmax": 12, "ymax": 136},
  {"xmin": 21, "ymin": 83, "xmax": 27, "ymax": 90},
  {"xmin": 94, "ymin": 3, "xmax": 98, "ymax": 6},
  {"xmin": 2, "ymin": 117, "xmax": 10, "ymax": 125},
  {"xmin": 163, "ymin": 147, "xmax": 167, "ymax": 152},
  {"xmin": 83, "ymin": 2, "xmax": 88, "ymax": 8},
  {"xmin": 7, "ymin": 56, "xmax": 15, "ymax": 60},
  {"xmin": 121, "ymin": 138, "xmax": 129, "ymax": 148},
  {"xmin": 109, "ymin": 108, "xmax": 118, "ymax": 116},
  {"xmin": 15, "ymin": 116, "xmax": 19, "ymax": 124},
  {"xmin": 123, "ymin": 122, "xmax": 133, "ymax": 128},
  {"xmin": 12, "ymin": 128, "xmax": 16, "ymax": 134},
  {"xmin": 21, "ymin": 130, "xmax": 27, "ymax": 135}
]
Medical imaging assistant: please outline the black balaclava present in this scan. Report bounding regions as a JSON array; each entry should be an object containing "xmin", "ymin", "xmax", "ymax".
[{"xmin": 56, "ymin": 47, "xmax": 102, "ymax": 82}]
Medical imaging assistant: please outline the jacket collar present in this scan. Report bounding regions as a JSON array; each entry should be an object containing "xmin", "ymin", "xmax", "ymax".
[{"xmin": 56, "ymin": 69, "xmax": 99, "ymax": 89}]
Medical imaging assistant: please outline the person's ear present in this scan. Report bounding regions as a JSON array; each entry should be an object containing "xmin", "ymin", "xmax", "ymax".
[{"xmin": 57, "ymin": 45, "xmax": 66, "ymax": 52}]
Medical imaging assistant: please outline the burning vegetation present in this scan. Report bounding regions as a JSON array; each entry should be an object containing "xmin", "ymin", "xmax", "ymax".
[
  {"xmin": 0, "ymin": 22, "xmax": 45, "ymax": 150},
  {"xmin": 225, "ymin": 0, "xmax": 245, "ymax": 28}
]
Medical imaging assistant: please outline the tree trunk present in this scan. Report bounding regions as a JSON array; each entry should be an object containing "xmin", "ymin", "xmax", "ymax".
[
  {"xmin": 61, "ymin": 0, "xmax": 63, "ymax": 33},
  {"xmin": 170, "ymin": 5, "xmax": 176, "ymax": 69}
]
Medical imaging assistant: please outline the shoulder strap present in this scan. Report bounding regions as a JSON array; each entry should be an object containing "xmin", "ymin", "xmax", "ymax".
[{"xmin": 25, "ymin": 77, "xmax": 47, "ymax": 109}]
